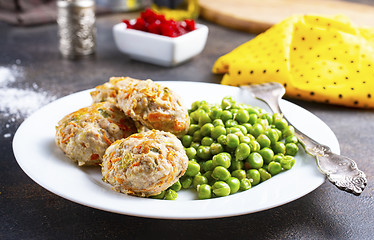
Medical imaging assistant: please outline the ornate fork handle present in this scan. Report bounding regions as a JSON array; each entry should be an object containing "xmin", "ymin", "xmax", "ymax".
[
  {"xmin": 242, "ymin": 83, "xmax": 367, "ymax": 195},
  {"xmin": 294, "ymin": 127, "xmax": 367, "ymax": 195}
]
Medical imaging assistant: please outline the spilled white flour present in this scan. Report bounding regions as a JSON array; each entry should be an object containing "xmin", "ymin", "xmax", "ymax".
[{"xmin": 0, "ymin": 63, "xmax": 57, "ymax": 138}]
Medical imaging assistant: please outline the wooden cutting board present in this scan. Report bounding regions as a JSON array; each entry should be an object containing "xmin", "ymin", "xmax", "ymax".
[{"xmin": 199, "ymin": 0, "xmax": 374, "ymax": 34}]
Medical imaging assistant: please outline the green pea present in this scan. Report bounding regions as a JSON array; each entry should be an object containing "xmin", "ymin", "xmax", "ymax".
[
  {"xmin": 247, "ymin": 169, "xmax": 261, "ymax": 186},
  {"xmin": 268, "ymin": 161, "xmax": 282, "ymax": 175},
  {"xmin": 200, "ymin": 103, "xmax": 211, "ymax": 112},
  {"xmin": 225, "ymin": 119, "xmax": 238, "ymax": 128},
  {"xmin": 272, "ymin": 113, "xmax": 283, "ymax": 123},
  {"xmin": 273, "ymin": 141, "xmax": 286, "ymax": 154},
  {"xmin": 170, "ymin": 180, "xmax": 182, "ymax": 191},
  {"xmin": 221, "ymin": 110, "xmax": 233, "ymax": 122},
  {"xmin": 285, "ymin": 143, "xmax": 299, "ymax": 156},
  {"xmin": 181, "ymin": 135, "xmax": 193, "ymax": 147},
  {"xmin": 231, "ymin": 169, "xmax": 247, "ymax": 180},
  {"xmin": 211, "ymin": 125, "xmax": 226, "ymax": 139},
  {"xmin": 265, "ymin": 128, "xmax": 279, "ymax": 144},
  {"xmin": 189, "ymin": 115, "xmax": 197, "ymax": 125},
  {"xmin": 261, "ymin": 113, "xmax": 273, "ymax": 125},
  {"xmin": 209, "ymin": 107, "xmax": 222, "ymax": 120},
  {"xmin": 246, "ymin": 152, "xmax": 263, "ymax": 169},
  {"xmin": 274, "ymin": 128, "xmax": 283, "ymax": 139},
  {"xmin": 248, "ymin": 140, "xmax": 260, "ymax": 152},
  {"xmin": 230, "ymin": 160, "xmax": 244, "ymax": 171},
  {"xmin": 197, "ymin": 184, "xmax": 212, "ymax": 199},
  {"xmin": 248, "ymin": 113, "xmax": 258, "ymax": 125},
  {"xmin": 217, "ymin": 135, "xmax": 227, "ymax": 145},
  {"xmin": 212, "ymin": 152, "xmax": 231, "ymax": 168},
  {"xmin": 190, "ymin": 110, "xmax": 201, "ymax": 122},
  {"xmin": 285, "ymin": 135, "xmax": 298, "ymax": 144},
  {"xmin": 212, "ymin": 181, "xmax": 231, "ymax": 197},
  {"xmin": 226, "ymin": 127, "xmax": 242, "ymax": 134},
  {"xmin": 248, "ymin": 107, "xmax": 260, "ymax": 115},
  {"xmin": 185, "ymin": 147, "xmax": 197, "ymax": 160},
  {"xmin": 239, "ymin": 178, "xmax": 252, "ymax": 191},
  {"xmin": 196, "ymin": 145, "xmax": 211, "ymax": 160},
  {"xmin": 235, "ymin": 109, "xmax": 250, "ymax": 123},
  {"xmin": 257, "ymin": 134, "xmax": 271, "ymax": 149},
  {"xmin": 188, "ymin": 124, "xmax": 200, "ymax": 135},
  {"xmin": 282, "ymin": 125, "xmax": 295, "ymax": 138},
  {"xmin": 221, "ymin": 96, "xmax": 234, "ymax": 110},
  {"xmin": 180, "ymin": 176, "xmax": 193, "ymax": 189},
  {"xmin": 226, "ymin": 177, "xmax": 240, "ymax": 194},
  {"xmin": 190, "ymin": 142, "xmax": 200, "ymax": 149},
  {"xmin": 274, "ymin": 118, "xmax": 288, "ymax": 131},
  {"xmin": 258, "ymin": 118, "xmax": 269, "ymax": 129},
  {"xmin": 192, "ymin": 130, "xmax": 202, "ymax": 142},
  {"xmin": 151, "ymin": 190, "xmax": 165, "ymax": 199},
  {"xmin": 191, "ymin": 101, "xmax": 201, "ymax": 111},
  {"xmin": 212, "ymin": 119, "xmax": 224, "ymax": 127},
  {"xmin": 202, "ymin": 160, "xmax": 214, "ymax": 172},
  {"xmin": 185, "ymin": 160, "xmax": 200, "ymax": 177},
  {"xmin": 250, "ymin": 123, "xmax": 264, "ymax": 138},
  {"xmin": 212, "ymin": 166, "xmax": 231, "ymax": 181},
  {"xmin": 236, "ymin": 125, "xmax": 248, "ymax": 135},
  {"xmin": 201, "ymin": 136, "xmax": 214, "ymax": 146},
  {"xmin": 198, "ymin": 112, "xmax": 212, "ymax": 126},
  {"xmin": 230, "ymin": 109, "xmax": 238, "ymax": 116},
  {"xmin": 235, "ymin": 143, "xmax": 251, "ymax": 161},
  {"xmin": 259, "ymin": 168, "xmax": 272, "ymax": 182},
  {"xmin": 281, "ymin": 155, "xmax": 295, "ymax": 170},
  {"xmin": 273, "ymin": 153, "xmax": 284, "ymax": 163},
  {"xmin": 210, "ymin": 142, "xmax": 224, "ymax": 155},
  {"xmin": 242, "ymin": 123, "xmax": 252, "ymax": 133},
  {"xmin": 193, "ymin": 175, "xmax": 208, "ymax": 189},
  {"xmin": 239, "ymin": 135, "xmax": 252, "ymax": 144},
  {"xmin": 164, "ymin": 189, "xmax": 178, "ymax": 200},
  {"xmin": 201, "ymin": 123, "xmax": 214, "ymax": 137},
  {"xmin": 226, "ymin": 133, "xmax": 240, "ymax": 149},
  {"xmin": 259, "ymin": 147, "xmax": 274, "ymax": 164},
  {"xmin": 203, "ymin": 171, "xmax": 215, "ymax": 184}
]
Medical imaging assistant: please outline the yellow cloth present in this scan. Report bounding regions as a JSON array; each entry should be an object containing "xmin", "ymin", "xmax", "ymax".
[{"xmin": 213, "ymin": 15, "xmax": 374, "ymax": 108}]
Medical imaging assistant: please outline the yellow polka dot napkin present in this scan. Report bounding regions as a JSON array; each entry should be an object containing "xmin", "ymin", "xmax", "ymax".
[{"xmin": 213, "ymin": 15, "xmax": 374, "ymax": 108}]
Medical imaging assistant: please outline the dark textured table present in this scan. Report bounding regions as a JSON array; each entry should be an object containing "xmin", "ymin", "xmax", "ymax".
[{"xmin": 1, "ymin": 10, "xmax": 373, "ymax": 240}]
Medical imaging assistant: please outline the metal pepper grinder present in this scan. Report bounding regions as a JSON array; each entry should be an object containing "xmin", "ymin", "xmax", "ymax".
[{"xmin": 57, "ymin": 0, "xmax": 96, "ymax": 59}]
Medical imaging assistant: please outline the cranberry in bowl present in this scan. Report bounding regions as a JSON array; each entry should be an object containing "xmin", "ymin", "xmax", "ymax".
[{"xmin": 113, "ymin": 9, "xmax": 208, "ymax": 67}]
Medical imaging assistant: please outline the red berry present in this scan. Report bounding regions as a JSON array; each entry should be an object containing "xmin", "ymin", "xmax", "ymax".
[
  {"xmin": 160, "ymin": 24, "xmax": 174, "ymax": 37},
  {"xmin": 184, "ymin": 19, "xmax": 196, "ymax": 31},
  {"xmin": 156, "ymin": 14, "xmax": 166, "ymax": 23},
  {"xmin": 122, "ymin": 8, "xmax": 196, "ymax": 37},
  {"xmin": 148, "ymin": 22, "xmax": 161, "ymax": 35},
  {"xmin": 133, "ymin": 17, "xmax": 146, "ymax": 31},
  {"xmin": 141, "ymin": 8, "xmax": 158, "ymax": 24},
  {"xmin": 122, "ymin": 19, "xmax": 133, "ymax": 29}
]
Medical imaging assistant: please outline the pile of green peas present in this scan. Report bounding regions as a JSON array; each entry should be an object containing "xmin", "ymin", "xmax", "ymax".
[{"xmin": 153, "ymin": 96, "xmax": 299, "ymax": 200}]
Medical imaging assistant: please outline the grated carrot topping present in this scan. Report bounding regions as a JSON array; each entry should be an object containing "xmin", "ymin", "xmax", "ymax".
[
  {"xmin": 61, "ymin": 132, "xmax": 74, "ymax": 143},
  {"xmin": 102, "ymin": 133, "xmax": 113, "ymax": 145}
]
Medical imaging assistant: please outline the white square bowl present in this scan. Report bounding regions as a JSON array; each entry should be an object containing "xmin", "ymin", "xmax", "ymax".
[{"xmin": 113, "ymin": 22, "xmax": 209, "ymax": 67}]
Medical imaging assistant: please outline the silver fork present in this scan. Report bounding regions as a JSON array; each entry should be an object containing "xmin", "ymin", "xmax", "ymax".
[{"xmin": 241, "ymin": 82, "xmax": 367, "ymax": 195}]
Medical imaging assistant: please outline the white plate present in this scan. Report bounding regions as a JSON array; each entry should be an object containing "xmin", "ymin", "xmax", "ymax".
[{"xmin": 13, "ymin": 81, "xmax": 339, "ymax": 219}]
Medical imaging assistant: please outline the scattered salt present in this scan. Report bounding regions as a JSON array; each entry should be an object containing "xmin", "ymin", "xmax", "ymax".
[
  {"xmin": 0, "ymin": 64, "xmax": 57, "ymax": 138},
  {"xmin": 0, "ymin": 88, "xmax": 56, "ymax": 117},
  {"xmin": 0, "ymin": 66, "xmax": 16, "ymax": 87},
  {"xmin": 3, "ymin": 133, "xmax": 11, "ymax": 138}
]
